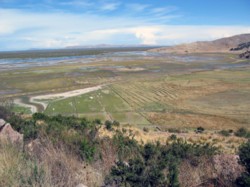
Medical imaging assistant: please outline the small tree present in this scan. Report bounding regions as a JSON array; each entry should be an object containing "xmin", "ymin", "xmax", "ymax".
[{"xmin": 105, "ymin": 120, "xmax": 113, "ymax": 131}]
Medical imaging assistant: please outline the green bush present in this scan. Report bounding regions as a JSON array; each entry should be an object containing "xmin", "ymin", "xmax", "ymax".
[
  {"xmin": 93, "ymin": 118, "xmax": 101, "ymax": 124},
  {"xmin": 236, "ymin": 140, "xmax": 250, "ymax": 186},
  {"xmin": 106, "ymin": 138, "xmax": 218, "ymax": 186},
  {"xmin": 113, "ymin": 131, "xmax": 139, "ymax": 160},
  {"xmin": 105, "ymin": 120, "xmax": 113, "ymax": 130},
  {"xmin": 22, "ymin": 120, "xmax": 39, "ymax": 141},
  {"xmin": 169, "ymin": 134, "xmax": 177, "ymax": 141},
  {"xmin": 79, "ymin": 138, "xmax": 96, "ymax": 162},
  {"xmin": 32, "ymin": 113, "xmax": 47, "ymax": 121},
  {"xmin": 112, "ymin": 120, "xmax": 120, "ymax": 127},
  {"xmin": 235, "ymin": 128, "xmax": 250, "ymax": 138},
  {"xmin": 7, "ymin": 114, "xmax": 38, "ymax": 141},
  {"xmin": 219, "ymin": 130, "xmax": 231, "ymax": 137}
]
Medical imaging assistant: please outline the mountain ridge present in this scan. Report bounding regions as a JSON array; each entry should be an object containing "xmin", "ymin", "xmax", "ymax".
[{"xmin": 151, "ymin": 33, "xmax": 250, "ymax": 54}]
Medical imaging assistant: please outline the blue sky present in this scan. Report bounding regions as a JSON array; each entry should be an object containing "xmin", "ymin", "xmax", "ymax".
[{"xmin": 0, "ymin": 0, "xmax": 250, "ymax": 51}]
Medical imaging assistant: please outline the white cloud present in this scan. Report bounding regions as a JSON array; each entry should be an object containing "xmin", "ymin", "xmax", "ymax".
[
  {"xmin": 126, "ymin": 3, "xmax": 150, "ymax": 12},
  {"xmin": 151, "ymin": 6, "xmax": 177, "ymax": 15},
  {"xmin": 99, "ymin": 2, "xmax": 120, "ymax": 11},
  {"xmin": 59, "ymin": 0, "xmax": 93, "ymax": 7},
  {"xmin": 153, "ymin": 25, "xmax": 250, "ymax": 44},
  {"xmin": 0, "ymin": 8, "xmax": 250, "ymax": 50}
]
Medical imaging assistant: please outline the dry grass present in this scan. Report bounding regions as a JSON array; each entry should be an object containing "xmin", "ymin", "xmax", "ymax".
[
  {"xmin": 0, "ymin": 142, "xmax": 49, "ymax": 187},
  {"xmin": 0, "ymin": 140, "xmax": 104, "ymax": 187},
  {"xmin": 99, "ymin": 126, "xmax": 246, "ymax": 154}
]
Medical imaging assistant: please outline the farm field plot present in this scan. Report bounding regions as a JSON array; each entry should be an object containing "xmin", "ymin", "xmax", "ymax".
[
  {"xmin": 45, "ymin": 88, "xmax": 131, "ymax": 114},
  {"xmin": 44, "ymin": 87, "xmax": 150, "ymax": 125},
  {"xmin": 143, "ymin": 68, "xmax": 250, "ymax": 130}
]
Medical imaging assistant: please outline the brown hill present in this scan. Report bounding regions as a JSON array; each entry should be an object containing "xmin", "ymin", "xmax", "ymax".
[{"xmin": 151, "ymin": 33, "xmax": 250, "ymax": 54}]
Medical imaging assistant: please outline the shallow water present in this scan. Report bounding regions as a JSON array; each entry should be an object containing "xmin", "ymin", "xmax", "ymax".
[{"xmin": 0, "ymin": 49, "xmax": 249, "ymax": 72}]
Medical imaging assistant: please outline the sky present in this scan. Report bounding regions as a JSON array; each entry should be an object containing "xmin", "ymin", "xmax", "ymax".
[{"xmin": 0, "ymin": 0, "xmax": 250, "ymax": 51}]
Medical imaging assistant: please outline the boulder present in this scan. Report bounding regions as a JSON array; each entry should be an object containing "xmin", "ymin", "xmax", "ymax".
[
  {"xmin": 76, "ymin": 184, "xmax": 88, "ymax": 187},
  {"xmin": 179, "ymin": 155, "xmax": 244, "ymax": 187},
  {"xmin": 0, "ymin": 119, "xmax": 5, "ymax": 128},
  {"xmin": 0, "ymin": 119, "xmax": 23, "ymax": 145}
]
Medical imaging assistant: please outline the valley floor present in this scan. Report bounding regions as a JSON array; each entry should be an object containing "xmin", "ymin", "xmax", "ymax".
[{"xmin": 1, "ymin": 52, "xmax": 250, "ymax": 139}]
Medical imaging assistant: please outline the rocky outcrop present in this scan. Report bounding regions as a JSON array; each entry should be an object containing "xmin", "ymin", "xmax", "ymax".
[
  {"xmin": 0, "ymin": 119, "xmax": 5, "ymax": 128},
  {"xmin": 239, "ymin": 51, "xmax": 250, "ymax": 59},
  {"xmin": 0, "ymin": 119, "xmax": 23, "ymax": 145},
  {"xmin": 76, "ymin": 184, "xmax": 88, "ymax": 187},
  {"xmin": 179, "ymin": 155, "xmax": 244, "ymax": 187}
]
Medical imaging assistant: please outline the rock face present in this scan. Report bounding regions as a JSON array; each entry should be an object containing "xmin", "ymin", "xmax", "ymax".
[
  {"xmin": 0, "ymin": 119, "xmax": 23, "ymax": 144},
  {"xmin": 179, "ymin": 155, "xmax": 244, "ymax": 187},
  {"xmin": 151, "ymin": 33, "xmax": 250, "ymax": 54}
]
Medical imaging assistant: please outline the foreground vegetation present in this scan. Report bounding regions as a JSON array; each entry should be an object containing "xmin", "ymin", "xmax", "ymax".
[{"xmin": 0, "ymin": 106, "xmax": 249, "ymax": 186}]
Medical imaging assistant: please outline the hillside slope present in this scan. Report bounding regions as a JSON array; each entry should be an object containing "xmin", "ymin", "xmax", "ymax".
[{"xmin": 151, "ymin": 33, "xmax": 250, "ymax": 54}]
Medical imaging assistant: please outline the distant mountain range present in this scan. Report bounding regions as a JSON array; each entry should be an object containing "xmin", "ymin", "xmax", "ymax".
[
  {"xmin": 65, "ymin": 44, "xmax": 159, "ymax": 49},
  {"xmin": 151, "ymin": 33, "xmax": 250, "ymax": 54}
]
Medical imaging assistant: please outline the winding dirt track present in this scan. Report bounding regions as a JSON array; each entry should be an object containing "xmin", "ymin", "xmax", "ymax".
[
  {"xmin": 14, "ymin": 98, "xmax": 37, "ymax": 113},
  {"xmin": 14, "ymin": 85, "xmax": 104, "ymax": 113}
]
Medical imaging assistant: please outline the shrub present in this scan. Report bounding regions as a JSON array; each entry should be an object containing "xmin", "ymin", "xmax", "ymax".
[
  {"xmin": 106, "ymin": 136, "xmax": 218, "ymax": 186},
  {"xmin": 32, "ymin": 113, "xmax": 47, "ymax": 121},
  {"xmin": 168, "ymin": 128, "xmax": 181, "ymax": 133},
  {"xmin": 93, "ymin": 118, "xmax": 101, "ymax": 124},
  {"xmin": 112, "ymin": 131, "xmax": 139, "ymax": 160},
  {"xmin": 0, "ymin": 105, "xmax": 12, "ymax": 120},
  {"xmin": 22, "ymin": 120, "xmax": 39, "ymax": 141},
  {"xmin": 195, "ymin": 126, "xmax": 205, "ymax": 133},
  {"xmin": 236, "ymin": 140, "xmax": 250, "ymax": 186},
  {"xmin": 219, "ymin": 130, "xmax": 230, "ymax": 137},
  {"xmin": 7, "ymin": 114, "xmax": 38, "ymax": 141},
  {"xmin": 235, "ymin": 127, "xmax": 250, "ymax": 138},
  {"xmin": 112, "ymin": 120, "xmax": 120, "ymax": 127},
  {"xmin": 79, "ymin": 138, "xmax": 96, "ymax": 162},
  {"xmin": 168, "ymin": 162, "xmax": 180, "ymax": 187},
  {"xmin": 143, "ymin": 127, "xmax": 149, "ymax": 133},
  {"xmin": 238, "ymin": 140, "xmax": 250, "ymax": 173},
  {"xmin": 169, "ymin": 134, "xmax": 177, "ymax": 141},
  {"xmin": 105, "ymin": 120, "xmax": 113, "ymax": 130}
]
